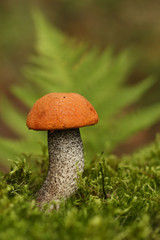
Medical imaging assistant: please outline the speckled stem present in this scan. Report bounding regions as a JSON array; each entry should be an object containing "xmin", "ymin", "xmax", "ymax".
[{"xmin": 36, "ymin": 128, "xmax": 84, "ymax": 206}]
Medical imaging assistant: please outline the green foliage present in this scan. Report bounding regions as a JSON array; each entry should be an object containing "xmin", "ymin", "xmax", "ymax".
[
  {"xmin": 1, "ymin": 137, "xmax": 160, "ymax": 239},
  {"xmin": 0, "ymin": 10, "xmax": 160, "ymax": 165}
]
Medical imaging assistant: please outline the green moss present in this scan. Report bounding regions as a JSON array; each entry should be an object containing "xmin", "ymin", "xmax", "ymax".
[{"xmin": 1, "ymin": 138, "xmax": 160, "ymax": 240}]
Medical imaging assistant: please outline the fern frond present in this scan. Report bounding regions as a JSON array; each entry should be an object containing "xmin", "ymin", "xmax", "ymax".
[
  {"xmin": 107, "ymin": 103, "xmax": 160, "ymax": 151},
  {"xmin": 98, "ymin": 77, "xmax": 154, "ymax": 118},
  {"xmin": 0, "ymin": 98, "xmax": 26, "ymax": 135},
  {"xmin": 0, "ymin": 10, "xmax": 159, "ymax": 166},
  {"xmin": 11, "ymin": 82, "xmax": 41, "ymax": 107},
  {"xmin": 0, "ymin": 131, "xmax": 46, "ymax": 163}
]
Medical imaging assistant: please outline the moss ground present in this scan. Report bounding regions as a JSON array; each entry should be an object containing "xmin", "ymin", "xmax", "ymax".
[{"xmin": 0, "ymin": 137, "xmax": 160, "ymax": 240}]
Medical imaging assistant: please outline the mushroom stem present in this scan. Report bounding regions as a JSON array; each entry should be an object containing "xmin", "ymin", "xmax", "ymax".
[{"xmin": 36, "ymin": 128, "xmax": 84, "ymax": 206}]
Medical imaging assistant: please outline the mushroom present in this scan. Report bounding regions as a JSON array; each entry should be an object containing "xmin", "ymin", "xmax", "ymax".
[{"xmin": 26, "ymin": 93, "xmax": 98, "ymax": 208}]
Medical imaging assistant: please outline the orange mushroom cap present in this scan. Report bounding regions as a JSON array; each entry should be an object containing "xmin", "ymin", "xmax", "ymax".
[{"xmin": 26, "ymin": 93, "xmax": 99, "ymax": 130}]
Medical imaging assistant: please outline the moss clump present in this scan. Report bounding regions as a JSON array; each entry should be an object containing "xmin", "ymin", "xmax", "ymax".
[{"xmin": 1, "ymin": 138, "xmax": 160, "ymax": 240}]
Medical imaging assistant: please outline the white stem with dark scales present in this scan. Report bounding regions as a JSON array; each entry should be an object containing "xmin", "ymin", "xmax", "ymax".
[{"xmin": 36, "ymin": 128, "xmax": 84, "ymax": 206}]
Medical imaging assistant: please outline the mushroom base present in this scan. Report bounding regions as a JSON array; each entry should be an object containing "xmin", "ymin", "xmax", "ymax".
[{"xmin": 36, "ymin": 128, "xmax": 84, "ymax": 207}]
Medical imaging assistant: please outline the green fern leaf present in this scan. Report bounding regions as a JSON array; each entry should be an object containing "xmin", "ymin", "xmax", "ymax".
[{"xmin": 0, "ymin": 10, "xmax": 159, "ymax": 166}]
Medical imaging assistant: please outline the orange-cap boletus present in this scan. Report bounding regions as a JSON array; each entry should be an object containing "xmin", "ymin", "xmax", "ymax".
[{"xmin": 27, "ymin": 93, "xmax": 98, "ymax": 208}]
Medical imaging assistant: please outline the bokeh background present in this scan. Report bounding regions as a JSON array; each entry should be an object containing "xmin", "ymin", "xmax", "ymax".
[{"xmin": 0, "ymin": 0, "xmax": 160, "ymax": 171}]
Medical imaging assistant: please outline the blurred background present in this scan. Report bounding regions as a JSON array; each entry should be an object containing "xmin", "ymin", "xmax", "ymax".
[{"xmin": 0, "ymin": 0, "xmax": 160, "ymax": 171}]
